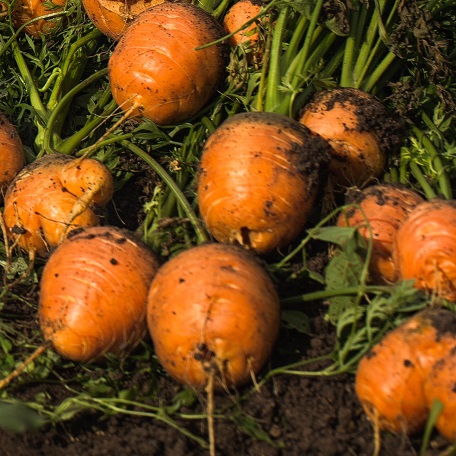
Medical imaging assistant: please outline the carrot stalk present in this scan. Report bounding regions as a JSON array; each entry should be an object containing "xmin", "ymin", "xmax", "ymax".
[
  {"xmin": 10, "ymin": 38, "xmax": 49, "ymax": 125},
  {"xmin": 211, "ymin": 0, "xmax": 233, "ymax": 19},
  {"xmin": 280, "ymin": 285, "xmax": 392, "ymax": 306},
  {"xmin": 411, "ymin": 125, "xmax": 453, "ymax": 200},
  {"xmin": 41, "ymin": 68, "xmax": 109, "ymax": 155},
  {"xmin": 58, "ymin": 93, "xmax": 118, "ymax": 156},
  {"xmin": 352, "ymin": 0, "xmax": 383, "ymax": 85},
  {"xmin": 273, "ymin": 0, "xmax": 327, "ymax": 116},
  {"xmin": 263, "ymin": 6, "xmax": 288, "ymax": 113},
  {"xmin": 361, "ymin": 52, "xmax": 397, "ymax": 93},
  {"xmin": 408, "ymin": 162, "xmax": 437, "ymax": 200},
  {"xmin": 420, "ymin": 400, "xmax": 444, "ymax": 456},
  {"xmin": 46, "ymin": 28, "xmax": 102, "ymax": 111},
  {"xmin": 282, "ymin": 14, "xmax": 308, "ymax": 70},
  {"xmin": 120, "ymin": 140, "xmax": 210, "ymax": 246},
  {"xmin": 288, "ymin": 0, "xmax": 326, "ymax": 89},
  {"xmin": 340, "ymin": 7, "xmax": 357, "ymax": 87}
]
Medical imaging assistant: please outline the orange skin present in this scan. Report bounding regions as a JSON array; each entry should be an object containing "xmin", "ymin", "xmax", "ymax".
[
  {"xmin": 299, "ymin": 88, "xmax": 390, "ymax": 188},
  {"xmin": 337, "ymin": 183, "xmax": 424, "ymax": 284},
  {"xmin": 0, "ymin": 113, "xmax": 26, "ymax": 201},
  {"xmin": 355, "ymin": 308, "xmax": 456, "ymax": 435},
  {"xmin": 39, "ymin": 226, "xmax": 160, "ymax": 362},
  {"xmin": 147, "ymin": 243, "xmax": 281, "ymax": 390},
  {"xmin": 3, "ymin": 154, "xmax": 113, "ymax": 257},
  {"xmin": 108, "ymin": 2, "xmax": 227, "ymax": 125},
  {"xmin": 197, "ymin": 111, "xmax": 331, "ymax": 255},
  {"xmin": 12, "ymin": 0, "xmax": 66, "ymax": 37},
  {"xmin": 35, "ymin": 187, "xmax": 100, "ymax": 248},
  {"xmin": 60, "ymin": 156, "xmax": 114, "ymax": 207},
  {"xmin": 81, "ymin": 0, "xmax": 179, "ymax": 40},
  {"xmin": 424, "ymin": 348, "xmax": 456, "ymax": 442},
  {"xmin": 394, "ymin": 199, "xmax": 456, "ymax": 302},
  {"xmin": 223, "ymin": 0, "xmax": 263, "ymax": 63},
  {"xmin": 356, "ymin": 329, "xmax": 428, "ymax": 435}
]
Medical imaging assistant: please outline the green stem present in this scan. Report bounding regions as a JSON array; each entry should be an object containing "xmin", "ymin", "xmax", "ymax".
[
  {"xmin": 412, "ymin": 125, "xmax": 453, "ymax": 199},
  {"xmin": 120, "ymin": 140, "xmax": 210, "ymax": 245},
  {"xmin": 319, "ymin": 41, "xmax": 345, "ymax": 79},
  {"xmin": 281, "ymin": 284, "xmax": 391, "ymax": 305},
  {"xmin": 211, "ymin": 0, "xmax": 232, "ymax": 19},
  {"xmin": 352, "ymin": 0, "xmax": 384, "ymax": 86},
  {"xmin": 360, "ymin": 51, "xmax": 397, "ymax": 93},
  {"xmin": 281, "ymin": 14, "xmax": 308, "ymax": 70},
  {"xmin": 409, "ymin": 161, "xmax": 437, "ymax": 200},
  {"xmin": 75, "ymin": 133, "xmax": 134, "ymax": 157},
  {"xmin": 46, "ymin": 28, "xmax": 103, "ymax": 111},
  {"xmin": 340, "ymin": 6, "xmax": 358, "ymax": 87},
  {"xmin": 289, "ymin": 0, "xmax": 325, "ymax": 89},
  {"xmin": 273, "ymin": 0, "xmax": 327, "ymax": 115},
  {"xmin": 41, "ymin": 68, "xmax": 109, "ymax": 155},
  {"xmin": 291, "ymin": 31, "xmax": 340, "ymax": 113},
  {"xmin": 58, "ymin": 94, "xmax": 118, "ymax": 156},
  {"xmin": 263, "ymin": 6, "xmax": 289, "ymax": 112},
  {"xmin": 254, "ymin": 11, "xmax": 273, "ymax": 112},
  {"xmin": 271, "ymin": 206, "xmax": 347, "ymax": 271},
  {"xmin": 11, "ymin": 38, "xmax": 48, "ymax": 125}
]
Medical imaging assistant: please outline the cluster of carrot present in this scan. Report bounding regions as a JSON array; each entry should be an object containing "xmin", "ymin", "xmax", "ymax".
[
  {"xmin": 0, "ymin": 0, "xmax": 283, "ymax": 400},
  {"xmin": 1, "ymin": 0, "xmax": 404, "ymax": 383},
  {"xmin": 0, "ymin": 130, "xmax": 280, "ymax": 398},
  {"xmin": 335, "ymin": 183, "xmax": 456, "ymax": 446},
  {"xmin": 355, "ymin": 307, "xmax": 456, "ymax": 447},
  {"xmin": 1, "ymin": 166, "xmax": 281, "ymax": 421},
  {"xmin": 337, "ymin": 182, "xmax": 456, "ymax": 301},
  {"xmin": 2, "ymin": 0, "xmax": 456, "ymax": 452}
]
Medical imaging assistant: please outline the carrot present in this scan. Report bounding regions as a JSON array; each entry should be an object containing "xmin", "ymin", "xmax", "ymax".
[
  {"xmin": 394, "ymin": 199, "xmax": 456, "ymax": 302},
  {"xmin": 298, "ymin": 88, "xmax": 404, "ymax": 189},
  {"xmin": 107, "ymin": 2, "xmax": 227, "ymax": 126},
  {"xmin": 3, "ymin": 154, "xmax": 114, "ymax": 258},
  {"xmin": 424, "ymin": 347, "xmax": 456, "ymax": 442},
  {"xmin": 81, "ymin": 0, "xmax": 175, "ymax": 40},
  {"xmin": 197, "ymin": 111, "xmax": 331, "ymax": 255},
  {"xmin": 336, "ymin": 183, "xmax": 424, "ymax": 284},
  {"xmin": 147, "ymin": 242, "xmax": 281, "ymax": 390},
  {"xmin": 223, "ymin": 0, "xmax": 264, "ymax": 64},
  {"xmin": 39, "ymin": 225, "xmax": 160, "ymax": 362},
  {"xmin": 11, "ymin": 0, "xmax": 66, "ymax": 36},
  {"xmin": 0, "ymin": 112, "xmax": 26, "ymax": 202},
  {"xmin": 355, "ymin": 309, "xmax": 456, "ymax": 440}
]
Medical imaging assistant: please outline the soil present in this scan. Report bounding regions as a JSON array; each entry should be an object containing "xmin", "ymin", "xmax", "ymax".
[
  {"xmin": 0, "ymin": 310, "xmax": 453, "ymax": 456},
  {"xmin": 0, "ymin": 172, "xmax": 453, "ymax": 456}
]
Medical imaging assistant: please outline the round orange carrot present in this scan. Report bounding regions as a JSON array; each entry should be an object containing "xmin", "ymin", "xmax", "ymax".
[
  {"xmin": 0, "ymin": 112, "xmax": 26, "ymax": 202},
  {"xmin": 336, "ymin": 183, "xmax": 424, "ymax": 284},
  {"xmin": 39, "ymin": 225, "xmax": 160, "ymax": 362},
  {"xmin": 197, "ymin": 111, "xmax": 331, "ymax": 254},
  {"xmin": 299, "ymin": 88, "xmax": 403, "ymax": 189},
  {"xmin": 81, "ymin": 0, "xmax": 181, "ymax": 40},
  {"xmin": 424, "ymin": 348, "xmax": 456, "ymax": 442},
  {"xmin": 394, "ymin": 199, "xmax": 456, "ymax": 301},
  {"xmin": 147, "ymin": 242, "xmax": 281, "ymax": 390},
  {"xmin": 355, "ymin": 308, "xmax": 456, "ymax": 435},
  {"xmin": 108, "ymin": 2, "xmax": 227, "ymax": 125},
  {"xmin": 12, "ymin": 0, "xmax": 66, "ymax": 36},
  {"xmin": 223, "ymin": 0, "xmax": 264, "ymax": 63},
  {"xmin": 3, "ymin": 154, "xmax": 113, "ymax": 258}
]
